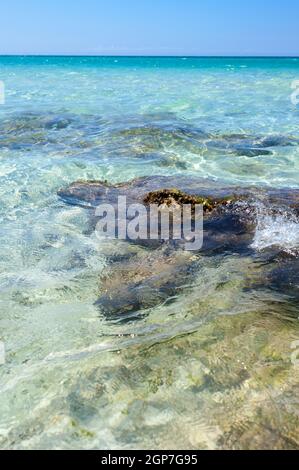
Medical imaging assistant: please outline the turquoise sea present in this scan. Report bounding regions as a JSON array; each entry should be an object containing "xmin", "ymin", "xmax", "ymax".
[{"xmin": 0, "ymin": 56, "xmax": 299, "ymax": 449}]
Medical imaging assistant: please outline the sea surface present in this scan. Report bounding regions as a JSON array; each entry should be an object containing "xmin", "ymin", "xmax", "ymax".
[{"xmin": 0, "ymin": 56, "xmax": 298, "ymax": 449}]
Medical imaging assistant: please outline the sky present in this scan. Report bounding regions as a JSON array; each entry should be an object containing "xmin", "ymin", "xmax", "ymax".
[{"xmin": 0, "ymin": 0, "xmax": 298, "ymax": 56}]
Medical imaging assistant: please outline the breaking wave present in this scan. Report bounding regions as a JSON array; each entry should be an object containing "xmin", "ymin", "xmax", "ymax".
[{"xmin": 251, "ymin": 203, "xmax": 299, "ymax": 255}]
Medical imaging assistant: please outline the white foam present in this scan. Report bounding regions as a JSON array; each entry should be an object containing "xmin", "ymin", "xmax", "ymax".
[{"xmin": 251, "ymin": 207, "xmax": 299, "ymax": 254}]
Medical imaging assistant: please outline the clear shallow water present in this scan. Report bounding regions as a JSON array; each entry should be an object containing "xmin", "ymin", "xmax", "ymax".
[{"xmin": 0, "ymin": 57, "xmax": 299, "ymax": 449}]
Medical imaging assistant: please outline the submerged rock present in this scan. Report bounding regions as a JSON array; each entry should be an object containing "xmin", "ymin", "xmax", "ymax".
[
  {"xmin": 96, "ymin": 248, "xmax": 198, "ymax": 319},
  {"xmin": 232, "ymin": 148, "xmax": 273, "ymax": 157},
  {"xmin": 58, "ymin": 176, "xmax": 299, "ymax": 318},
  {"xmin": 58, "ymin": 175, "xmax": 249, "ymax": 208},
  {"xmin": 1, "ymin": 110, "xmax": 298, "ymax": 163},
  {"xmin": 268, "ymin": 258, "xmax": 299, "ymax": 300}
]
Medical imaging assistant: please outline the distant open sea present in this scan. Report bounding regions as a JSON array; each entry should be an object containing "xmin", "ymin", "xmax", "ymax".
[{"xmin": 0, "ymin": 56, "xmax": 298, "ymax": 450}]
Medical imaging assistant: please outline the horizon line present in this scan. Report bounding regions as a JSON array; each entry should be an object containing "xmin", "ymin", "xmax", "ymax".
[{"xmin": 0, "ymin": 54, "xmax": 299, "ymax": 59}]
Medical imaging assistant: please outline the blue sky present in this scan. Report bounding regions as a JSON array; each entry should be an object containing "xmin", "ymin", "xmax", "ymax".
[{"xmin": 1, "ymin": 0, "xmax": 298, "ymax": 56}]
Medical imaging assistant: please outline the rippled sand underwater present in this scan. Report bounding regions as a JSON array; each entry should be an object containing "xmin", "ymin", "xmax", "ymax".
[{"xmin": 0, "ymin": 57, "xmax": 299, "ymax": 449}]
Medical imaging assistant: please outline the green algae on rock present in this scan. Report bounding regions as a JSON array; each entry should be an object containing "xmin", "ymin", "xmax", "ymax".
[{"xmin": 143, "ymin": 188, "xmax": 237, "ymax": 213}]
